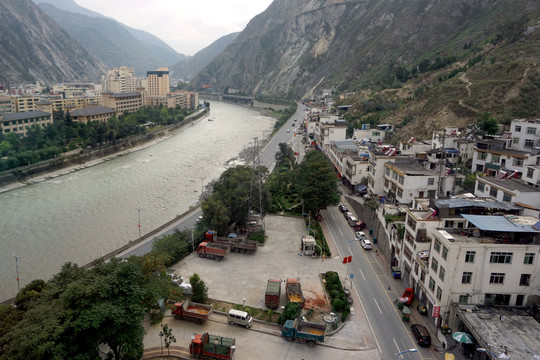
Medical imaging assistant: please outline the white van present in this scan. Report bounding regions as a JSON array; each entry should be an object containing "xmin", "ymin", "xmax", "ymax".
[{"xmin": 227, "ymin": 309, "xmax": 253, "ymax": 328}]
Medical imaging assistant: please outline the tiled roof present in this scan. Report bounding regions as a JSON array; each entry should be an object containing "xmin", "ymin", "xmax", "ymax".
[
  {"xmin": 2, "ymin": 111, "xmax": 51, "ymax": 121},
  {"xmin": 70, "ymin": 106, "xmax": 115, "ymax": 116}
]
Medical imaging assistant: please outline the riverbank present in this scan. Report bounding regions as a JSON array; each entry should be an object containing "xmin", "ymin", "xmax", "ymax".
[{"xmin": 0, "ymin": 108, "xmax": 209, "ymax": 194}]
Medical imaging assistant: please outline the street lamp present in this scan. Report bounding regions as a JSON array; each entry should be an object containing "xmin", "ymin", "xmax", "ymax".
[
  {"xmin": 306, "ymin": 227, "xmax": 315, "ymax": 239},
  {"xmin": 280, "ymin": 305, "xmax": 286, "ymax": 327},
  {"xmin": 159, "ymin": 330, "xmax": 164, "ymax": 354},
  {"xmin": 313, "ymin": 243, "xmax": 323, "ymax": 275},
  {"xmin": 136, "ymin": 208, "xmax": 143, "ymax": 240},
  {"xmin": 191, "ymin": 227, "xmax": 195, "ymax": 253},
  {"xmin": 395, "ymin": 348, "xmax": 418, "ymax": 357},
  {"xmin": 302, "ymin": 212, "xmax": 310, "ymax": 229},
  {"xmin": 11, "ymin": 254, "xmax": 20, "ymax": 292}
]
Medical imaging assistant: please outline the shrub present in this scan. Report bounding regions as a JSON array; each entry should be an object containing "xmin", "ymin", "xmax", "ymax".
[{"xmin": 333, "ymin": 298, "xmax": 345, "ymax": 312}]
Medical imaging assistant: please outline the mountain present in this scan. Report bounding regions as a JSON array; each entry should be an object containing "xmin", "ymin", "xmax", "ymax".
[
  {"xmin": 0, "ymin": 0, "xmax": 105, "ymax": 84},
  {"xmin": 170, "ymin": 32, "xmax": 239, "ymax": 81},
  {"xmin": 35, "ymin": 0, "xmax": 185, "ymax": 75},
  {"xmin": 192, "ymin": 0, "xmax": 540, "ymax": 138}
]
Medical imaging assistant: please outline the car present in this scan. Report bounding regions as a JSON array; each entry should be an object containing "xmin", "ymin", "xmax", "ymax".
[
  {"xmin": 360, "ymin": 238, "xmax": 372, "ymax": 250},
  {"xmin": 286, "ymin": 129, "xmax": 290, "ymax": 133},
  {"xmin": 227, "ymin": 233, "xmax": 238, "ymax": 239},
  {"xmin": 410, "ymin": 324, "xmax": 431, "ymax": 346},
  {"xmin": 338, "ymin": 205, "xmax": 348, "ymax": 213},
  {"xmin": 356, "ymin": 231, "xmax": 366, "ymax": 240},
  {"xmin": 344, "ymin": 211, "xmax": 353, "ymax": 218}
]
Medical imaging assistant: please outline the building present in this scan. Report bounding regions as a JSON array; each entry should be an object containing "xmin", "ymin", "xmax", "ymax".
[
  {"xmin": 366, "ymin": 149, "xmax": 397, "ymax": 198},
  {"xmin": 326, "ymin": 139, "xmax": 370, "ymax": 192},
  {"xmin": 14, "ymin": 96, "xmax": 40, "ymax": 112},
  {"xmin": 474, "ymin": 176, "xmax": 540, "ymax": 208},
  {"xmin": 353, "ymin": 124, "xmax": 388, "ymax": 143},
  {"xmin": 313, "ymin": 119, "xmax": 347, "ymax": 153},
  {"xmin": 102, "ymin": 92, "xmax": 143, "ymax": 114},
  {"xmin": 146, "ymin": 68, "xmax": 170, "ymax": 96},
  {"xmin": 0, "ymin": 96, "xmax": 15, "ymax": 114},
  {"xmin": 70, "ymin": 106, "xmax": 116, "ymax": 124},
  {"xmin": 102, "ymin": 67, "xmax": 139, "ymax": 93},
  {"xmin": 509, "ymin": 119, "xmax": 540, "ymax": 152},
  {"xmin": 0, "ymin": 111, "xmax": 52, "ymax": 135}
]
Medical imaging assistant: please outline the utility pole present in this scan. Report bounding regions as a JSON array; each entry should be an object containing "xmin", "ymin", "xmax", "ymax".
[
  {"xmin": 136, "ymin": 208, "xmax": 143, "ymax": 239},
  {"xmin": 11, "ymin": 254, "xmax": 20, "ymax": 293},
  {"xmin": 437, "ymin": 128, "xmax": 446, "ymax": 198}
]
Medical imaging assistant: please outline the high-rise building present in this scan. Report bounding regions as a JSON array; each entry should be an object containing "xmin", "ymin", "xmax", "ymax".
[
  {"xmin": 146, "ymin": 68, "xmax": 170, "ymax": 96},
  {"xmin": 102, "ymin": 67, "xmax": 139, "ymax": 93}
]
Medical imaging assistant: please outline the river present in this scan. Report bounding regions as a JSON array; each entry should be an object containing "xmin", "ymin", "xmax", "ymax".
[{"xmin": 0, "ymin": 101, "xmax": 275, "ymax": 301}]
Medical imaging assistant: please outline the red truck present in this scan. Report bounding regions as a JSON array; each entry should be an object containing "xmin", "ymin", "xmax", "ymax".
[
  {"xmin": 190, "ymin": 332, "xmax": 236, "ymax": 360},
  {"xmin": 204, "ymin": 230, "xmax": 258, "ymax": 253},
  {"xmin": 265, "ymin": 279, "xmax": 281, "ymax": 309},
  {"xmin": 286, "ymin": 278, "xmax": 305, "ymax": 307},
  {"xmin": 172, "ymin": 299, "xmax": 213, "ymax": 324},
  {"xmin": 197, "ymin": 241, "xmax": 230, "ymax": 261}
]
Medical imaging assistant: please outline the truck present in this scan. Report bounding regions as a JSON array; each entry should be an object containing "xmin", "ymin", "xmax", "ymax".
[
  {"xmin": 265, "ymin": 279, "xmax": 281, "ymax": 309},
  {"xmin": 204, "ymin": 230, "xmax": 258, "ymax": 254},
  {"xmin": 197, "ymin": 241, "xmax": 230, "ymax": 261},
  {"xmin": 190, "ymin": 332, "xmax": 236, "ymax": 360},
  {"xmin": 285, "ymin": 278, "xmax": 305, "ymax": 307},
  {"xmin": 281, "ymin": 318, "xmax": 326, "ymax": 347},
  {"xmin": 172, "ymin": 299, "xmax": 213, "ymax": 324}
]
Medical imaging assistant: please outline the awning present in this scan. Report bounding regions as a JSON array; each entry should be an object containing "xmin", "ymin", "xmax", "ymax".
[
  {"xmin": 461, "ymin": 214, "xmax": 540, "ymax": 233},
  {"xmin": 356, "ymin": 184, "xmax": 367, "ymax": 192},
  {"xmin": 444, "ymin": 148, "xmax": 459, "ymax": 154}
]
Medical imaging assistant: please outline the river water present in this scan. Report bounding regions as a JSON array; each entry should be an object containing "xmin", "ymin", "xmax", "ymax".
[{"xmin": 0, "ymin": 101, "xmax": 275, "ymax": 301}]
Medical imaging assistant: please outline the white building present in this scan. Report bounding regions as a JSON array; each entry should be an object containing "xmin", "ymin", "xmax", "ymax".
[
  {"xmin": 474, "ymin": 176, "xmax": 540, "ymax": 209},
  {"xmin": 509, "ymin": 119, "xmax": 540, "ymax": 152},
  {"xmin": 367, "ymin": 149, "xmax": 397, "ymax": 198},
  {"xmin": 353, "ymin": 124, "xmax": 389, "ymax": 143},
  {"xmin": 313, "ymin": 119, "xmax": 347, "ymax": 153},
  {"xmin": 102, "ymin": 66, "xmax": 140, "ymax": 94},
  {"xmin": 471, "ymin": 137, "xmax": 539, "ymax": 176}
]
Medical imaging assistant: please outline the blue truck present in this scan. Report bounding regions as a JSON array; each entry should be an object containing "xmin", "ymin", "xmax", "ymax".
[{"xmin": 281, "ymin": 318, "xmax": 326, "ymax": 347}]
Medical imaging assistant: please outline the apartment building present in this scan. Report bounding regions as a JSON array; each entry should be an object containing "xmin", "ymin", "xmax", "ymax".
[
  {"xmin": 509, "ymin": 119, "xmax": 540, "ymax": 152},
  {"xmin": 146, "ymin": 68, "xmax": 170, "ymax": 96},
  {"xmin": 70, "ymin": 106, "xmax": 116, "ymax": 124},
  {"xmin": 353, "ymin": 124, "xmax": 389, "ymax": 143},
  {"xmin": 471, "ymin": 137, "xmax": 538, "ymax": 176},
  {"xmin": 0, "ymin": 96, "xmax": 15, "ymax": 114},
  {"xmin": 366, "ymin": 149, "xmax": 396, "ymax": 198},
  {"xmin": 313, "ymin": 119, "xmax": 347, "ymax": 153},
  {"xmin": 14, "ymin": 96, "xmax": 40, "ymax": 112},
  {"xmin": 102, "ymin": 67, "xmax": 139, "ymax": 93},
  {"xmin": 102, "ymin": 92, "xmax": 143, "ymax": 114},
  {"xmin": 474, "ymin": 176, "xmax": 540, "ymax": 208},
  {"xmin": 0, "ymin": 111, "xmax": 52, "ymax": 135}
]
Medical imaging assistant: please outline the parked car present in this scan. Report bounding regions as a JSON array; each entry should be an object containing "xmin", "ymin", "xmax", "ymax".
[
  {"xmin": 410, "ymin": 324, "xmax": 431, "ymax": 346},
  {"xmin": 360, "ymin": 239, "xmax": 372, "ymax": 250},
  {"xmin": 344, "ymin": 211, "xmax": 353, "ymax": 219},
  {"xmin": 338, "ymin": 205, "xmax": 349, "ymax": 213},
  {"xmin": 355, "ymin": 231, "xmax": 366, "ymax": 240},
  {"xmin": 227, "ymin": 233, "xmax": 238, "ymax": 239}
]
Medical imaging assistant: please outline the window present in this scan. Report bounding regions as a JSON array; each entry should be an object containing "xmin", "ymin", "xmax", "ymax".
[
  {"xmin": 527, "ymin": 168, "xmax": 534, "ymax": 178},
  {"xmin": 524, "ymin": 253, "xmax": 535, "ymax": 264},
  {"xmin": 490, "ymin": 252, "xmax": 512, "ymax": 264},
  {"xmin": 392, "ymin": 171, "xmax": 398, "ymax": 180},
  {"xmin": 513, "ymin": 158, "xmax": 523, "ymax": 166},
  {"xmin": 476, "ymin": 164, "xmax": 484, "ymax": 173},
  {"xmin": 429, "ymin": 277, "xmax": 435, "ymax": 291},
  {"xmin": 465, "ymin": 251, "xmax": 476, "ymax": 263},
  {"xmin": 439, "ymin": 267, "xmax": 445, "ymax": 281},
  {"xmin": 489, "ymin": 187, "xmax": 498, "ymax": 198},
  {"xmin": 525, "ymin": 139, "xmax": 534, "ymax": 148},
  {"xmin": 397, "ymin": 188, "xmax": 403, "ymax": 198},
  {"xmin": 514, "ymin": 125, "xmax": 521, "ymax": 132},
  {"xmin": 526, "ymin": 127, "xmax": 536, "ymax": 134},
  {"xmin": 477, "ymin": 152, "xmax": 487, "ymax": 160},
  {"xmin": 512, "ymin": 137, "xmax": 519, "ymax": 144},
  {"xmin": 489, "ymin": 273, "xmax": 505, "ymax": 284},
  {"xmin": 442, "ymin": 247, "xmax": 448, "ymax": 260},
  {"xmin": 477, "ymin": 182, "xmax": 485, "ymax": 192},
  {"xmin": 434, "ymin": 240, "xmax": 441, "ymax": 253},
  {"xmin": 458, "ymin": 295, "xmax": 469, "ymax": 304},
  {"xmin": 436, "ymin": 287, "xmax": 442, "ymax": 301},
  {"xmin": 462, "ymin": 272, "xmax": 472, "ymax": 284},
  {"xmin": 491, "ymin": 154, "xmax": 500, "ymax": 163},
  {"xmin": 385, "ymin": 167, "xmax": 390, "ymax": 176},
  {"xmin": 398, "ymin": 175, "xmax": 404, "ymax": 185},
  {"xmin": 445, "ymin": 220, "xmax": 455, "ymax": 228},
  {"xmin": 428, "ymin": 190, "xmax": 436, "ymax": 198},
  {"xmin": 428, "ymin": 178, "xmax": 435, "ymax": 185},
  {"xmin": 502, "ymin": 193, "xmax": 512, "ymax": 202},
  {"xmin": 384, "ymin": 179, "xmax": 389, "ymax": 188},
  {"xmin": 431, "ymin": 258, "xmax": 438, "ymax": 273},
  {"xmin": 519, "ymin": 274, "xmax": 531, "ymax": 286}
]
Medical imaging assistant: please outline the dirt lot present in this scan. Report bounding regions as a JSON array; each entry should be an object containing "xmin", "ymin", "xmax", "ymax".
[{"xmin": 170, "ymin": 214, "xmax": 346, "ymax": 323}]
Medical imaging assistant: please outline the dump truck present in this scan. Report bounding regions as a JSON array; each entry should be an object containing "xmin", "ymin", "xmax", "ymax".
[
  {"xmin": 204, "ymin": 230, "xmax": 258, "ymax": 254},
  {"xmin": 285, "ymin": 278, "xmax": 305, "ymax": 307},
  {"xmin": 265, "ymin": 279, "xmax": 281, "ymax": 309},
  {"xmin": 190, "ymin": 332, "xmax": 236, "ymax": 360},
  {"xmin": 197, "ymin": 241, "xmax": 229, "ymax": 261},
  {"xmin": 172, "ymin": 299, "xmax": 213, "ymax": 324},
  {"xmin": 281, "ymin": 318, "xmax": 326, "ymax": 347}
]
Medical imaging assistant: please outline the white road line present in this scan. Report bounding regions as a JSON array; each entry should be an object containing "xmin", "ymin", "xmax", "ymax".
[
  {"xmin": 393, "ymin": 337, "xmax": 400, "ymax": 352},
  {"xmin": 358, "ymin": 268, "xmax": 366, "ymax": 281},
  {"xmin": 339, "ymin": 228, "xmax": 344, "ymax": 237},
  {"xmin": 373, "ymin": 298, "xmax": 383, "ymax": 314}
]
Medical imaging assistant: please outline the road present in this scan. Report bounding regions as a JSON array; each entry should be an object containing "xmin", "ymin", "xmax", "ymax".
[{"xmin": 322, "ymin": 206, "xmax": 437, "ymax": 360}]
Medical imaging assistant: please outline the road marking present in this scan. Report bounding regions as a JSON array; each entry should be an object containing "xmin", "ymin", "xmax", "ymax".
[
  {"xmin": 373, "ymin": 298, "xmax": 383, "ymax": 314},
  {"xmin": 393, "ymin": 337, "xmax": 400, "ymax": 352},
  {"xmin": 358, "ymin": 268, "xmax": 366, "ymax": 281},
  {"xmin": 338, "ymin": 228, "xmax": 344, "ymax": 237}
]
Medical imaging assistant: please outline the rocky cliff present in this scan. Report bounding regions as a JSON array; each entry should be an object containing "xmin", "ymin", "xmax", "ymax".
[{"xmin": 0, "ymin": 0, "xmax": 105, "ymax": 84}]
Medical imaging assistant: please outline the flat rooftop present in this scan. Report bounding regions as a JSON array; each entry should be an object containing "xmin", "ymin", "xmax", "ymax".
[{"xmin": 456, "ymin": 304, "xmax": 540, "ymax": 359}]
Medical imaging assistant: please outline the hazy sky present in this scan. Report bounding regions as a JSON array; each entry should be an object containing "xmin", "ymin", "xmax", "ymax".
[{"xmin": 75, "ymin": 0, "xmax": 274, "ymax": 56}]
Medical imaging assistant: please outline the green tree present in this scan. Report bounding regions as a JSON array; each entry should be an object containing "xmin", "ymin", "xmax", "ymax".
[
  {"xmin": 478, "ymin": 112, "xmax": 499, "ymax": 134},
  {"xmin": 152, "ymin": 229, "xmax": 189, "ymax": 266},
  {"xmin": 189, "ymin": 273, "xmax": 208, "ymax": 303},
  {"xmin": 296, "ymin": 151, "xmax": 340, "ymax": 214},
  {"xmin": 160, "ymin": 324, "xmax": 176, "ymax": 356},
  {"xmin": 14, "ymin": 279, "xmax": 47, "ymax": 312},
  {"xmin": 463, "ymin": 174, "xmax": 477, "ymax": 192}
]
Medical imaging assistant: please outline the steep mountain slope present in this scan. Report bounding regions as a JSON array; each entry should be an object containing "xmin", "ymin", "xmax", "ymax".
[
  {"xmin": 0, "ymin": 0, "xmax": 105, "ymax": 84},
  {"xmin": 36, "ymin": 2, "xmax": 183, "ymax": 75},
  {"xmin": 170, "ymin": 32, "xmax": 239, "ymax": 81},
  {"xmin": 192, "ymin": 0, "xmax": 540, "ymax": 99}
]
